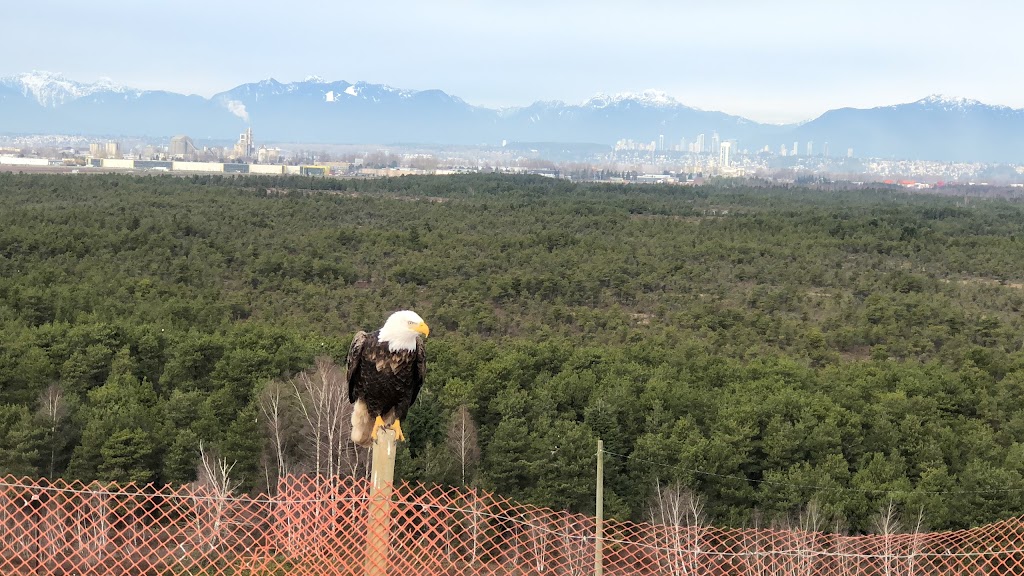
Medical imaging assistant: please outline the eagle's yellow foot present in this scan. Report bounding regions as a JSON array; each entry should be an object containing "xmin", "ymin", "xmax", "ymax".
[
  {"xmin": 370, "ymin": 416, "xmax": 386, "ymax": 441},
  {"xmin": 393, "ymin": 419, "xmax": 406, "ymax": 442}
]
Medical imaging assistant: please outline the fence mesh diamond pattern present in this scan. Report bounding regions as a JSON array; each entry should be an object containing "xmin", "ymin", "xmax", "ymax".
[{"xmin": 1, "ymin": 474, "xmax": 1023, "ymax": 575}]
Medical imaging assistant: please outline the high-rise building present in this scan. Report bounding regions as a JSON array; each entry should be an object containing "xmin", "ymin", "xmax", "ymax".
[
  {"xmin": 792, "ymin": 141, "xmax": 799, "ymax": 156},
  {"xmin": 696, "ymin": 133, "xmax": 706, "ymax": 154},
  {"xmin": 779, "ymin": 144, "xmax": 788, "ymax": 156},
  {"xmin": 823, "ymin": 142, "xmax": 830, "ymax": 157},
  {"xmin": 711, "ymin": 132, "xmax": 720, "ymax": 155},
  {"xmin": 658, "ymin": 134, "xmax": 665, "ymax": 151},
  {"xmin": 847, "ymin": 147, "xmax": 854, "ymax": 158},
  {"xmin": 806, "ymin": 141, "xmax": 813, "ymax": 157},
  {"xmin": 719, "ymin": 141, "xmax": 732, "ymax": 169}
]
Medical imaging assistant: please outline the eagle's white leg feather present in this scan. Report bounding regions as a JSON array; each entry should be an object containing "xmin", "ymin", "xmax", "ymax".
[{"xmin": 351, "ymin": 399, "xmax": 373, "ymax": 447}]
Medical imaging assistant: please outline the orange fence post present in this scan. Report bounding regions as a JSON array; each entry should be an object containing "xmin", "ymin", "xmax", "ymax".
[{"xmin": 365, "ymin": 428, "xmax": 397, "ymax": 576}]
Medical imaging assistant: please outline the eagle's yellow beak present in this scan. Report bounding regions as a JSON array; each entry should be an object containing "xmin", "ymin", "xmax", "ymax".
[{"xmin": 414, "ymin": 321, "xmax": 430, "ymax": 338}]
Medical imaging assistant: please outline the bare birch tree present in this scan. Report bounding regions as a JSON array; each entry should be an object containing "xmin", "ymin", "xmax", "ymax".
[
  {"xmin": 904, "ymin": 505, "xmax": 926, "ymax": 576},
  {"xmin": 447, "ymin": 405, "xmax": 480, "ymax": 486},
  {"xmin": 196, "ymin": 441, "xmax": 240, "ymax": 552},
  {"xmin": 832, "ymin": 516, "xmax": 855, "ymax": 576},
  {"xmin": 871, "ymin": 499, "xmax": 928, "ymax": 576},
  {"xmin": 871, "ymin": 498, "xmax": 905, "ymax": 576},
  {"xmin": 795, "ymin": 499, "xmax": 824, "ymax": 576},
  {"xmin": 37, "ymin": 383, "xmax": 68, "ymax": 478},
  {"xmin": 527, "ymin": 511, "xmax": 549, "ymax": 574},
  {"xmin": 291, "ymin": 357, "xmax": 350, "ymax": 478},
  {"xmin": 648, "ymin": 480, "xmax": 707, "ymax": 576},
  {"xmin": 741, "ymin": 510, "xmax": 771, "ymax": 576},
  {"xmin": 259, "ymin": 378, "xmax": 293, "ymax": 490},
  {"xmin": 459, "ymin": 488, "xmax": 484, "ymax": 570},
  {"xmin": 557, "ymin": 514, "xmax": 591, "ymax": 576}
]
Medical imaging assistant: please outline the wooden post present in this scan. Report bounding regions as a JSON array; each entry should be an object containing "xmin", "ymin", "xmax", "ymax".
[
  {"xmin": 595, "ymin": 439, "xmax": 604, "ymax": 576},
  {"xmin": 365, "ymin": 428, "xmax": 397, "ymax": 576}
]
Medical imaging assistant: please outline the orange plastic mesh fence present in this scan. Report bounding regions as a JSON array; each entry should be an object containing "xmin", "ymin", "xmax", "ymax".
[{"xmin": 2, "ymin": 474, "xmax": 1024, "ymax": 575}]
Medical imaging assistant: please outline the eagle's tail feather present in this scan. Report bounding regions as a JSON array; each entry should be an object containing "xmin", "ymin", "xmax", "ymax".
[{"xmin": 350, "ymin": 399, "xmax": 373, "ymax": 447}]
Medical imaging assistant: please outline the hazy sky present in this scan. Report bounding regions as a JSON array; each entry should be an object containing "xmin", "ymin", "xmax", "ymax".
[{"xmin": 5, "ymin": 0, "xmax": 1022, "ymax": 123}]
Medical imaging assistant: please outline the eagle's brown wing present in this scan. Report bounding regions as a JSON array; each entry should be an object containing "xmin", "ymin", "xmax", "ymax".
[
  {"xmin": 409, "ymin": 337, "xmax": 427, "ymax": 407},
  {"xmin": 346, "ymin": 330, "xmax": 368, "ymax": 404}
]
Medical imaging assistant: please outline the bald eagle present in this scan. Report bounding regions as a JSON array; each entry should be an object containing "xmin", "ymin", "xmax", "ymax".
[{"xmin": 347, "ymin": 310, "xmax": 429, "ymax": 447}]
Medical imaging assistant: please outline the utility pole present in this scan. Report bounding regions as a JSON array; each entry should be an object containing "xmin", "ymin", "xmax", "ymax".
[
  {"xmin": 366, "ymin": 428, "xmax": 397, "ymax": 576},
  {"xmin": 595, "ymin": 438, "xmax": 604, "ymax": 576}
]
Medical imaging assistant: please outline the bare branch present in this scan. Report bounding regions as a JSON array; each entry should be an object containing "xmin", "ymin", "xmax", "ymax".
[
  {"xmin": 446, "ymin": 405, "xmax": 480, "ymax": 486},
  {"xmin": 259, "ymin": 378, "xmax": 292, "ymax": 488},
  {"xmin": 196, "ymin": 441, "xmax": 241, "ymax": 552},
  {"xmin": 37, "ymin": 383, "xmax": 68, "ymax": 478},
  {"xmin": 290, "ymin": 357, "xmax": 354, "ymax": 478},
  {"xmin": 872, "ymin": 497, "xmax": 902, "ymax": 536},
  {"xmin": 648, "ymin": 480, "xmax": 707, "ymax": 576},
  {"xmin": 872, "ymin": 497, "xmax": 904, "ymax": 576},
  {"xmin": 197, "ymin": 441, "xmax": 240, "ymax": 497}
]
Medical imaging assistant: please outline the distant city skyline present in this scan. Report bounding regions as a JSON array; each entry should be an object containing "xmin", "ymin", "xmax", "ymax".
[{"xmin": 4, "ymin": 0, "xmax": 1023, "ymax": 124}]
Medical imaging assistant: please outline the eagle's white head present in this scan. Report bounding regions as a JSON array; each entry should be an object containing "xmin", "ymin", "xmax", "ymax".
[{"xmin": 378, "ymin": 310, "xmax": 430, "ymax": 352}]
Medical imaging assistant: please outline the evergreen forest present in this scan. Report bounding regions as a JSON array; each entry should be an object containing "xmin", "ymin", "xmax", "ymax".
[{"xmin": 2, "ymin": 172, "xmax": 1024, "ymax": 534}]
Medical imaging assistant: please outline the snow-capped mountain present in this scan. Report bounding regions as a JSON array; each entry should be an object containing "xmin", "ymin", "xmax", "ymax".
[
  {"xmin": 491, "ymin": 91, "xmax": 781, "ymax": 146},
  {"xmin": 4, "ymin": 71, "xmax": 139, "ymax": 107},
  {"xmin": 793, "ymin": 95, "xmax": 1024, "ymax": 163},
  {"xmin": 0, "ymin": 71, "xmax": 240, "ymax": 138},
  {"xmin": 582, "ymin": 90, "xmax": 692, "ymax": 110},
  {"xmin": 917, "ymin": 94, "xmax": 984, "ymax": 111},
  {"xmin": 209, "ymin": 77, "xmax": 490, "ymax": 143},
  {"xmin": 0, "ymin": 72, "xmax": 1022, "ymax": 163}
]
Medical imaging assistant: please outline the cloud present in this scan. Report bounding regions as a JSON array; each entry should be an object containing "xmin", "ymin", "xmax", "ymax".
[{"xmin": 224, "ymin": 99, "xmax": 249, "ymax": 123}]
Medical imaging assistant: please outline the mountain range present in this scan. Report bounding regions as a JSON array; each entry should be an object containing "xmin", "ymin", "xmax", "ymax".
[{"xmin": 2, "ymin": 71, "xmax": 1023, "ymax": 164}]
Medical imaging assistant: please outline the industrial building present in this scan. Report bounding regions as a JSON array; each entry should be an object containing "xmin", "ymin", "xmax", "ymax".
[
  {"xmin": 257, "ymin": 145, "xmax": 281, "ymax": 164},
  {"xmin": 86, "ymin": 158, "xmax": 327, "ymax": 176},
  {"xmin": 0, "ymin": 156, "xmax": 52, "ymax": 167},
  {"xmin": 88, "ymin": 142, "xmax": 122, "ymax": 159},
  {"xmin": 234, "ymin": 127, "xmax": 255, "ymax": 160},
  {"xmin": 169, "ymin": 135, "xmax": 197, "ymax": 160}
]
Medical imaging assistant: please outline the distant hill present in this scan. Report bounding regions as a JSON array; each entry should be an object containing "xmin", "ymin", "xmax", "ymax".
[
  {"xmin": 791, "ymin": 95, "xmax": 1024, "ymax": 164},
  {"xmin": 1, "ymin": 71, "xmax": 1022, "ymax": 163}
]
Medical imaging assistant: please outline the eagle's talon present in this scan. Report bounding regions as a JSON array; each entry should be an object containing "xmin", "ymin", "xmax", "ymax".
[
  {"xmin": 393, "ymin": 419, "xmax": 406, "ymax": 442},
  {"xmin": 370, "ymin": 415, "xmax": 386, "ymax": 441}
]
